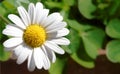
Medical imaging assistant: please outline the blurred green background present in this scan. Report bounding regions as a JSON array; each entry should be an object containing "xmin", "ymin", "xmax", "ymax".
[{"xmin": 1, "ymin": 0, "xmax": 120, "ymax": 74}]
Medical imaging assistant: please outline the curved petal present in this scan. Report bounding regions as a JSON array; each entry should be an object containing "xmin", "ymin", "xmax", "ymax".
[
  {"xmin": 46, "ymin": 22, "xmax": 67, "ymax": 33},
  {"xmin": 36, "ymin": 2, "xmax": 43, "ymax": 9},
  {"xmin": 27, "ymin": 50, "xmax": 36, "ymax": 71},
  {"xmin": 28, "ymin": 3, "xmax": 35, "ymax": 24},
  {"xmin": 43, "ymin": 13, "xmax": 63, "ymax": 28},
  {"xmin": 17, "ymin": 6, "xmax": 31, "ymax": 26},
  {"xmin": 42, "ymin": 45, "xmax": 56, "ymax": 63},
  {"xmin": 43, "ymin": 54, "xmax": 50, "ymax": 70},
  {"xmin": 13, "ymin": 44, "xmax": 24, "ymax": 57},
  {"xmin": 44, "ymin": 41, "xmax": 65, "ymax": 54},
  {"xmin": 33, "ymin": 47, "xmax": 43, "ymax": 69},
  {"xmin": 39, "ymin": 9, "xmax": 49, "ymax": 26},
  {"xmin": 3, "ymin": 38, "xmax": 23, "ymax": 48},
  {"xmin": 33, "ymin": 2, "xmax": 43, "ymax": 24},
  {"xmin": 16, "ymin": 47, "xmax": 31, "ymax": 64},
  {"xmin": 3, "ymin": 25, "xmax": 23, "ymax": 37},
  {"xmin": 50, "ymin": 37, "xmax": 70, "ymax": 45},
  {"xmin": 8, "ymin": 14, "xmax": 26, "ymax": 29},
  {"xmin": 47, "ymin": 28, "xmax": 69, "ymax": 39},
  {"xmin": 56, "ymin": 28, "xmax": 69, "ymax": 37}
]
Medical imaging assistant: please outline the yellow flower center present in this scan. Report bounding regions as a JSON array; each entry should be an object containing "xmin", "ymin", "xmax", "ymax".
[{"xmin": 23, "ymin": 24, "xmax": 46, "ymax": 48}]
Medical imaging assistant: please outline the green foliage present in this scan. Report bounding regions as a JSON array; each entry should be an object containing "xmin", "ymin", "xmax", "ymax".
[
  {"xmin": 67, "ymin": 28, "xmax": 81, "ymax": 53},
  {"xmin": 63, "ymin": 0, "xmax": 75, "ymax": 6},
  {"xmin": 67, "ymin": 19, "xmax": 105, "ymax": 59},
  {"xmin": 0, "ymin": 6, "xmax": 6, "ymax": 15},
  {"xmin": 0, "ymin": 44, "xmax": 10, "ymax": 61},
  {"xmin": 106, "ymin": 19, "xmax": 120, "ymax": 38},
  {"xmin": 49, "ymin": 57, "xmax": 67, "ymax": 74},
  {"xmin": 71, "ymin": 52, "xmax": 94, "ymax": 68},
  {"xmin": 106, "ymin": 40, "xmax": 120, "ymax": 63},
  {"xmin": 1, "ymin": 0, "xmax": 120, "ymax": 73},
  {"xmin": 78, "ymin": 0, "xmax": 96, "ymax": 19},
  {"xmin": 67, "ymin": 19, "xmax": 92, "ymax": 32},
  {"xmin": 81, "ymin": 28, "xmax": 105, "ymax": 59}
]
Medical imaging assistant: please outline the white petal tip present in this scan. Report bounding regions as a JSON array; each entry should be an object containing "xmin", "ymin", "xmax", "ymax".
[
  {"xmin": 2, "ymin": 29, "xmax": 6, "ymax": 35},
  {"xmin": 58, "ymin": 49, "xmax": 65, "ymax": 55},
  {"xmin": 36, "ymin": 2, "xmax": 43, "ymax": 6},
  {"xmin": 16, "ymin": 60, "xmax": 21, "ymax": 65},
  {"xmin": 8, "ymin": 14, "xmax": 14, "ymax": 19},
  {"xmin": 28, "ymin": 68, "xmax": 35, "ymax": 72},
  {"xmin": 65, "ymin": 39, "xmax": 70, "ymax": 45},
  {"xmin": 52, "ymin": 59, "xmax": 56, "ymax": 63},
  {"xmin": 61, "ymin": 50, "xmax": 65, "ymax": 54},
  {"xmin": 17, "ymin": 6, "xmax": 23, "ymax": 9}
]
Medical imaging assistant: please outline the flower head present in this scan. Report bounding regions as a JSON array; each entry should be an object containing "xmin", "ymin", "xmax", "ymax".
[{"xmin": 3, "ymin": 2, "xmax": 70, "ymax": 71}]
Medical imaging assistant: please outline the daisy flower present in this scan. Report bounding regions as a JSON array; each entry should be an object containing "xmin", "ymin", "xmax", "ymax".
[{"xmin": 2, "ymin": 2, "xmax": 70, "ymax": 71}]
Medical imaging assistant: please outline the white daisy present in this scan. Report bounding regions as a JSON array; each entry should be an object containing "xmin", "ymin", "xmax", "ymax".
[{"xmin": 2, "ymin": 2, "xmax": 70, "ymax": 71}]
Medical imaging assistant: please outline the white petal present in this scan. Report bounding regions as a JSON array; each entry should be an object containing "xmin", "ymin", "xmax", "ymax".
[
  {"xmin": 44, "ymin": 41, "xmax": 65, "ymax": 54},
  {"xmin": 28, "ymin": 50, "xmax": 36, "ymax": 71},
  {"xmin": 46, "ymin": 22, "xmax": 67, "ymax": 33},
  {"xmin": 13, "ymin": 44, "xmax": 24, "ymax": 57},
  {"xmin": 3, "ymin": 25, "xmax": 23, "ymax": 37},
  {"xmin": 57, "ymin": 28, "xmax": 69, "ymax": 37},
  {"xmin": 3, "ymin": 38, "xmax": 23, "ymax": 48},
  {"xmin": 51, "ymin": 51, "xmax": 56, "ymax": 63},
  {"xmin": 39, "ymin": 9, "xmax": 49, "ymax": 26},
  {"xmin": 8, "ymin": 14, "xmax": 26, "ymax": 29},
  {"xmin": 43, "ymin": 13, "xmax": 63, "ymax": 28},
  {"xmin": 47, "ymin": 28, "xmax": 69, "ymax": 39},
  {"xmin": 51, "ymin": 37, "xmax": 70, "ymax": 45},
  {"xmin": 17, "ymin": 6, "xmax": 31, "ymax": 26},
  {"xmin": 28, "ymin": 3, "xmax": 35, "ymax": 24},
  {"xmin": 43, "ymin": 54, "xmax": 50, "ymax": 70},
  {"xmin": 34, "ymin": 47, "xmax": 43, "ymax": 69},
  {"xmin": 42, "ymin": 45, "xmax": 56, "ymax": 63},
  {"xmin": 36, "ymin": 2, "xmax": 43, "ymax": 9},
  {"xmin": 33, "ymin": 2, "xmax": 43, "ymax": 24},
  {"xmin": 17, "ymin": 47, "xmax": 31, "ymax": 64}
]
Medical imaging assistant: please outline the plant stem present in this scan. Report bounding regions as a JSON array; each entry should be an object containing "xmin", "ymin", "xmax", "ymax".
[
  {"xmin": 98, "ymin": 49, "xmax": 106, "ymax": 55},
  {"xmin": 0, "ymin": 15, "xmax": 10, "ymax": 24}
]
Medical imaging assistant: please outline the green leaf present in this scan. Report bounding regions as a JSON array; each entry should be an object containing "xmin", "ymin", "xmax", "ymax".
[
  {"xmin": 109, "ymin": 0, "xmax": 120, "ymax": 16},
  {"xmin": 29, "ymin": 0, "xmax": 41, "ymax": 3},
  {"xmin": 0, "ymin": 44, "xmax": 10, "ymax": 61},
  {"xmin": 71, "ymin": 49, "xmax": 94, "ymax": 68},
  {"xmin": 0, "ymin": 19, "xmax": 7, "ymax": 40},
  {"xmin": 81, "ymin": 28, "xmax": 105, "ymax": 59},
  {"xmin": 67, "ymin": 19, "xmax": 84, "ymax": 32},
  {"xmin": 0, "ymin": 33, "xmax": 1, "ymax": 41},
  {"xmin": 0, "ymin": 6, "xmax": 6, "ymax": 15},
  {"xmin": 78, "ymin": 0, "xmax": 96, "ymax": 19},
  {"xmin": 106, "ymin": 19, "xmax": 120, "ymax": 39},
  {"xmin": 63, "ymin": 0, "xmax": 75, "ymax": 6},
  {"xmin": 106, "ymin": 40, "xmax": 120, "ymax": 63},
  {"xmin": 67, "ymin": 19, "xmax": 92, "ymax": 32},
  {"xmin": 67, "ymin": 28, "xmax": 81, "ymax": 53},
  {"xmin": 0, "ymin": 25, "xmax": 2, "ymax": 40},
  {"xmin": 49, "ymin": 57, "xmax": 67, "ymax": 74},
  {"xmin": 61, "ymin": 45, "xmax": 72, "ymax": 54},
  {"xmin": 45, "ymin": 1, "xmax": 63, "ymax": 9},
  {"xmin": 2, "ymin": 0, "xmax": 15, "ymax": 9}
]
